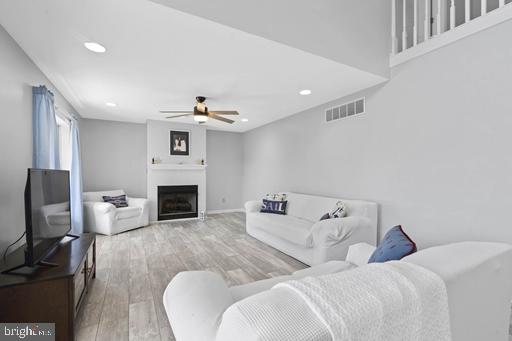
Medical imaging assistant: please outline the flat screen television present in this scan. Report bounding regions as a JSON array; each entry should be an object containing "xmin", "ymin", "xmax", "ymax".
[{"xmin": 24, "ymin": 168, "xmax": 72, "ymax": 266}]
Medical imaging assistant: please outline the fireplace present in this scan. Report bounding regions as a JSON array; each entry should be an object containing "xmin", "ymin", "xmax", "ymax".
[{"xmin": 157, "ymin": 185, "xmax": 198, "ymax": 220}]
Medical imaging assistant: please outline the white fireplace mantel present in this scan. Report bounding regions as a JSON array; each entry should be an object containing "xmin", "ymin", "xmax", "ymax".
[
  {"xmin": 146, "ymin": 120, "xmax": 207, "ymax": 222},
  {"xmin": 149, "ymin": 163, "xmax": 207, "ymax": 171}
]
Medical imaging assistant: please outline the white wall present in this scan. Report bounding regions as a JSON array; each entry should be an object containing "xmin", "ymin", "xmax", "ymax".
[
  {"xmin": 243, "ymin": 19, "xmax": 512, "ymax": 249},
  {"xmin": 206, "ymin": 130, "xmax": 244, "ymax": 211},
  {"xmin": 0, "ymin": 25, "xmax": 76, "ymax": 254},
  {"xmin": 81, "ymin": 118, "xmax": 147, "ymax": 198}
]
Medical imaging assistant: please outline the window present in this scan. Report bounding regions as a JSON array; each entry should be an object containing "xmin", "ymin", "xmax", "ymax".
[{"xmin": 55, "ymin": 113, "xmax": 72, "ymax": 170}]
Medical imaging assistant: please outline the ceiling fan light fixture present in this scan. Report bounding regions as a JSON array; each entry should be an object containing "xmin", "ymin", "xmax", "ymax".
[
  {"xmin": 194, "ymin": 115, "xmax": 208, "ymax": 123},
  {"xmin": 164, "ymin": 96, "xmax": 237, "ymax": 124},
  {"xmin": 196, "ymin": 102, "xmax": 207, "ymax": 113}
]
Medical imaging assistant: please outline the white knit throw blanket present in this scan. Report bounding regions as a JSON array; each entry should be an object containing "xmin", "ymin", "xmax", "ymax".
[{"xmin": 272, "ymin": 261, "xmax": 452, "ymax": 341}]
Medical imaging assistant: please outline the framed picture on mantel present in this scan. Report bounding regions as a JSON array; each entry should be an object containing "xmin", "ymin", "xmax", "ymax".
[{"xmin": 170, "ymin": 130, "xmax": 190, "ymax": 156}]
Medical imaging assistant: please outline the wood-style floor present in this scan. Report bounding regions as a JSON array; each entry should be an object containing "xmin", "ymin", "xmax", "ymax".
[{"xmin": 75, "ymin": 212, "xmax": 307, "ymax": 341}]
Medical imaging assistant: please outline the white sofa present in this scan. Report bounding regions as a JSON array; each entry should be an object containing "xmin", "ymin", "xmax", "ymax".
[
  {"xmin": 245, "ymin": 192, "xmax": 378, "ymax": 265},
  {"xmin": 83, "ymin": 189, "xmax": 149, "ymax": 235},
  {"xmin": 164, "ymin": 241, "xmax": 512, "ymax": 341}
]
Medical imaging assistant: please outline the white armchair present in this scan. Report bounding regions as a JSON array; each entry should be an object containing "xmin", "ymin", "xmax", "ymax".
[{"xmin": 83, "ymin": 189, "xmax": 149, "ymax": 235}]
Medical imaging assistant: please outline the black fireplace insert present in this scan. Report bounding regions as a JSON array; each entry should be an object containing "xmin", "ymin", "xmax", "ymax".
[{"xmin": 157, "ymin": 185, "xmax": 198, "ymax": 220}]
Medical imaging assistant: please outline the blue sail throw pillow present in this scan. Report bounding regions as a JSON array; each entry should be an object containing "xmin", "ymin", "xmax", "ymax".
[
  {"xmin": 368, "ymin": 225, "xmax": 417, "ymax": 263},
  {"xmin": 260, "ymin": 199, "xmax": 287, "ymax": 215}
]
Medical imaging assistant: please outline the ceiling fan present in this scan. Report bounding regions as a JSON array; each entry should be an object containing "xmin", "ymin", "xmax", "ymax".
[{"xmin": 160, "ymin": 96, "xmax": 239, "ymax": 124}]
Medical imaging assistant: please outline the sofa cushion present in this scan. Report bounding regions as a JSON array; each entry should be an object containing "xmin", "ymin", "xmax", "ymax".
[
  {"xmin": 368, "ymin": 225, "xmax": 417, "ymax": 263},
  {"xmin": 248, "ymin": 212, "xmax": 313, "ymax": 247},
  {"xmin": 115, "ymin": 206, "xmax": 142, "ymax": 220},
  {"xmin": 83, "ymin": 189, "xmax": 125, "ymax": 202},
  {"xmin": 260, "ymin": 199, "xmax": 287, "ymax": 215}
]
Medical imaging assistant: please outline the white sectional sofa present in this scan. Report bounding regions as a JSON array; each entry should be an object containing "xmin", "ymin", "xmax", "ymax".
[
  {"xmin": 245, "ymin": 192, "xmax": 378, "ymax": 265},
  {"xmin": 164, "ymin": 242, "xmax": 512, "ymax": 341},
  {"xmin": 83, "ymin": 189, "xmax": 149, "ymax": 235}
]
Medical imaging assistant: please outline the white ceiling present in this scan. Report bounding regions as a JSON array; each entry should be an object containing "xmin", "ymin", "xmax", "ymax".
[
  {"xmin": 151, "ymin": 0, "xmax": 391, "ymax": 77},
  {"xmin": 0, "ymin": 0, "xmax": 387, "ymax": 132}
]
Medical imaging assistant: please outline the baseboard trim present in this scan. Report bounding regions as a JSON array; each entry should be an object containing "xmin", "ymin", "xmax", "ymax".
[
  {"xmin": 149, "ymin": 209, "xmax": 244, "ymax": 224},
  {"xmin": 207, "ymin": 208, "xmax": 244, "ymax": 214},
  {"xmin": 150, "ymin": 217, "xmax": 199, "ymax": 224}
]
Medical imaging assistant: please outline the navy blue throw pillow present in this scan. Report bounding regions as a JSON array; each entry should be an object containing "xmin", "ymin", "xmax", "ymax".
[
  {"xmin": 319, "ymin": 213, "xmax": 331, "ymax": 221},
  {"xmin": 368, "ymin": 225, "xmax": 417, "ymax": 263},
  {"xmin": 260, "ymin": 199, "xmax": 287, "ymax": 215},
  {"xmin": 102, "ymin": 194, "xmax": 128, "ymax": 208}
]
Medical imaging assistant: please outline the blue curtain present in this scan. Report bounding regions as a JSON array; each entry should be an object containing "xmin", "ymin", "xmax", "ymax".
[
  {"xmin": 32, "ymin": 86, "xmax": 60, "ymax": 169},
  {"xmin": 70, "ymin": 119, "xmax": 84, "ymax": 233},
  {"xmin": 33, "ymin": 85, "xmax": 84, "ymax": 233}
]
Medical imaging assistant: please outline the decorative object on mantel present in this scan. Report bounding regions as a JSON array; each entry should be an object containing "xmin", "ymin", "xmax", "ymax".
[
  {"xmin": 200, "ymin": 159, "xmax": 205, "ymax": 165},
  {"xmin": 170, "ymin": 130, "xmax": 190, "ymax": 156},
  {"xmin": 151, "ymin": 157, "xmax": 162, "ymax": 164}
]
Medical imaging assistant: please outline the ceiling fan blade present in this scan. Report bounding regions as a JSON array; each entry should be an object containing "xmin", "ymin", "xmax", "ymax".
[
  {"xmin": 209, "ymin": 111, "xmax": 239, "ymax": 115},
  {"xmin": 165, "ymin": 113, "xmax": 193, "ymax": 119},
  {"xmin": 160, "ymin": 110, "xmax": 194, "ymax": 114},
  {"xmin": 209, "ymin": 113, "xmax": 234, "ymax": 124}
]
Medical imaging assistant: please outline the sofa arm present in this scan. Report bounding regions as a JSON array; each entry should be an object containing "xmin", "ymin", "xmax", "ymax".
[
  {"xmin": 127, "ymin": 197, "xmax": 149, "ymax": 209},
  {"xmin": 164, "ymin": 271, "xmax": 234, "ymax": 341},
  {"xmin": 309, "ymin": 216, "xmax": 372, "ymax": 247},
  {"xmin": 346, "ymin": 243, "xmax": 376, "ymax": 266},
  {"xmin": 127, "ymin": 197, "xmax": 150, "ymax": 227},
  {"xmin": 245, "ymin": 200, "xmax": 262, "ymax": 213},
  {"xmin": 83, "ymin": 201, "xmax": 116, "ymax": 235}
]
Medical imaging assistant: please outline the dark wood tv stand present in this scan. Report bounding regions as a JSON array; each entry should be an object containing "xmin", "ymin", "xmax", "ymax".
[{"xmin": 0, "ymin": 233, "xmax": 96, "ymax": 341}]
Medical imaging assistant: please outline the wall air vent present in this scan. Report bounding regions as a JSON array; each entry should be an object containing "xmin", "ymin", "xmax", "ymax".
[{"xmin": 325, "ymin": 98, "xmax": 365, "ymax": 123}]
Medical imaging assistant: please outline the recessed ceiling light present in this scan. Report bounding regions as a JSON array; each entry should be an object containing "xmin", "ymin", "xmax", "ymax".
[
  {"xmin": 241, "ymin": 118, "xmax": 249, "ymax": 122},
  {"xmin": 84, "ymin": 42, "xmax": 106, "ymax": 53},
  {"xmin": 105, "ymin": 102, "xmax": 117, "ymax": 107},
  {"xmin": 299, "ymin": 89, "xmax": 312, "ymax": 96}
]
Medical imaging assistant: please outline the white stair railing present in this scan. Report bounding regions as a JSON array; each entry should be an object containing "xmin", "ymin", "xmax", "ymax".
[
  {"xmin": 450, "ymin": 0, "xmax": 456, "ymax": 30},
  {"xmin": 424, "ymin": 0, "xmax": 431, "ymax": 41},
  {"xmin": 413, "ymin": 0, "xmax": 419, "ymax": 46},
  {"xmin": 402, "ymin": 0, "xmax": 408, "ymax": 50},
  {"xmin": 391, "ymin": 0, "xmax": 399, "ymax": 54},
  {"xmin": 392, "ymin": 0, "xmax": 511, "ymax": 57},
  {"xmin": 482, "ymin": 0, "xmax": 487, "ymax": 15},
  {"xmin": 465, "ymin": 0, "xmax": 471, "ymax": 23},
  {"xmin": 436, "ymin": 0, "xmax": 442, "ymax": 35}
]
